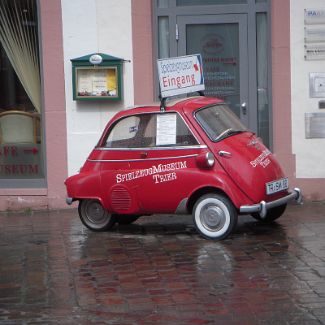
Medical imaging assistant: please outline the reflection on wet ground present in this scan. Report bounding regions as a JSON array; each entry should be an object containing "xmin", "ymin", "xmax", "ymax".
[{"xmin": 0, "ymin": 202, "xmax": 325, "ymax": 324}]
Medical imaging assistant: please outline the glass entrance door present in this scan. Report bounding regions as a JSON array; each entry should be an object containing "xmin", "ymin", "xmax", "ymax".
[{"xmin": 177, "ymin": 15, "xmax": 249, "ymax": 126}]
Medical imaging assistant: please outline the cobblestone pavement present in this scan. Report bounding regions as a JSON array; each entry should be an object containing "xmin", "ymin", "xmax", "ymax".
[{"xmin": 0, "ymin": 202, "xmax": 325, "ymax": 324}]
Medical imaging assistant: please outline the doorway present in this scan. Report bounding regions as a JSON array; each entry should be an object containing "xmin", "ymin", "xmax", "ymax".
[{"xmin": 155, "ymin": 1, "xmax": 271, "ymax": 147}]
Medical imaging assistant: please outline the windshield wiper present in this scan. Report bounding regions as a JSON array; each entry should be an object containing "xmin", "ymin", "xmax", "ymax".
[{"xmin": 215, "ymin": 128, "xmax": 244, "ymax": 141}]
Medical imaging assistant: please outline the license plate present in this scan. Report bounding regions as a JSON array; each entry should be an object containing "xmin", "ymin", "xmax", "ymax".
[{"xmin": 266, "ymin": 178, "xmax": 289, "ymax": 195}]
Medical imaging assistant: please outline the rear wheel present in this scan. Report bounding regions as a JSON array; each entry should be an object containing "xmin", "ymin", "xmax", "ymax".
[
  {"xmin": 193, "ymin": 194, "xmax": 237, "ymax": 240},
  {"xmin": 78, "ymin": 199, "xmax": 116, "ymax": 231},
  {"xmin": 251, "ymin": 204, "xmax": 287, "ymax": 223},
  {"xmin": 115, "ymin": 215, "xmax": 139, "ymax": 225}
]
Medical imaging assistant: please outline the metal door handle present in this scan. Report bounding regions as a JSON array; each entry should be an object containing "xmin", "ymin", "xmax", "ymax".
[
  {"xmin": 140, "ymin": 152, "xmax": 148, "ymax": 158},
  {"xmin": 241, "ymin": 102, "xmax": 247, "ymax": 115},
  {"xmin": 218, "ymin": 150, "xmax": 232, "ymax": 158}
]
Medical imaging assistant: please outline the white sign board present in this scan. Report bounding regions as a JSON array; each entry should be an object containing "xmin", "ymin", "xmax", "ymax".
[
  {"xmin": 305, "ymin": 45, "xmax": 325, "ymax": 60},
  {"xmin": 157, "ymin": 54, "xmax": 205, "ymax": 98},
  {"xmin": 309, "ymin": 73, "xmax": 325, "ymax": 97},
  {"xmin": 305, "ymin": 27, "xmax": 325, "ymax": 43},
  {"xmin": 305, "ymin": 9, "xmax": 325, "ymax": 25}
]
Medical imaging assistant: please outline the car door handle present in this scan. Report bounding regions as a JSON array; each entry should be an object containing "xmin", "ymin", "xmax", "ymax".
[
  {"xmin": 140, "ymin": 152, "xmax": 148, "ymax": 159},
  {"xmin": 218, "ymin": 150, "xmax": 232, "ymax": 158}
]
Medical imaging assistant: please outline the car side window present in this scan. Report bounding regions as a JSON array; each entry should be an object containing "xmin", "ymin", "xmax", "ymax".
[
  {"xmin": 105, "ymin": 115, "xmax": 141, "ymax": 148},
  {"xmin": 174, "ymin": 114, "xmax": 199, "ymax": 146},
  {"xmin": 104, "ymin": 113, "xmax": 198, "ymax": 148}
]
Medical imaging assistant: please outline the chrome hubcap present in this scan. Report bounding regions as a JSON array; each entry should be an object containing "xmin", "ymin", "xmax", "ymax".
[
  {"xmin": 85, "ymin": 201, "xmax": 107, "ymax": 224},
  {"xmin": 200, "ymin": 204, "xmax": 226, "ymax": 232}
]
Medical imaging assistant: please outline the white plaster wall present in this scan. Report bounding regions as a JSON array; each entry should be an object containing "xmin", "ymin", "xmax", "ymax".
[
  {"xmin": 291, "ymin": 0, "xmax": 325, "ymax": 178},
  {"xmin": 61, "ymin": 0, "xmax": 134, "ymax": 175}
]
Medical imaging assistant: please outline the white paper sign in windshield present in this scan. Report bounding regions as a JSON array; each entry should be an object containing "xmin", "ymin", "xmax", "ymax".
[{"xmin": 157, "ymin": 54, "xmax": 205, "ymax": 98}]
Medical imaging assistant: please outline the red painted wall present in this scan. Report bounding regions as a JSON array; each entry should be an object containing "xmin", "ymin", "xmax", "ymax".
[
  {"xmin": 40, "ymin": 0, "xmax": 68, "ymax": 209},
  {"xmin": 132, "ymin": 0, "xmax": 155, "ymax": 105}
]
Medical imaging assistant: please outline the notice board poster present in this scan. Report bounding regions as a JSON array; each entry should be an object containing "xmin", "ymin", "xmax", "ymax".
[{"xmin": 75, "ymin": 67, "xmax": 118, "ymax": 99}]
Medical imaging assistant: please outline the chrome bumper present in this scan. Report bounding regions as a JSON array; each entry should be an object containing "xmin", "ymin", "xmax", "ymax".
[
  {"xmin": 66, "ymin": 197, "xmax": 74, "ymax": 205},
  {"xmin": 239, "ymin": 188, "xmax": 302, "ymax": 218}
]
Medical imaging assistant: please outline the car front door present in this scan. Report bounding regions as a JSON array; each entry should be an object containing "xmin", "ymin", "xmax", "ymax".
[{"xmin": 97, "ymin": 111, "xmax": 208, "ymax": 215}]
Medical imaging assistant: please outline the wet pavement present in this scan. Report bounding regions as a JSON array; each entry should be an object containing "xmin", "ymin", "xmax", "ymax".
[{"xmin": 0, "ymin": 202, "xmax": 325, "ymax": 324}]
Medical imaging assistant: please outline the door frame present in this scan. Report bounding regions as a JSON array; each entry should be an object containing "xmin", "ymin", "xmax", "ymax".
[{"xmin": 153, "ymin": 1, "xmax": 272, "ymax": 147}]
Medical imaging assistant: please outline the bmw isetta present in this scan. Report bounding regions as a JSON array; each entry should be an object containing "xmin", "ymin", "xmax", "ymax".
[{"xmin": 65, "ymin": 95, "xmax": 302, "ymax": 240}]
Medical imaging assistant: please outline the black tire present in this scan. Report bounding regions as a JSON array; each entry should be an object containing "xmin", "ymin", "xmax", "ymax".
[
  {"xmin": 115, "ymin": 215, "xmax": 139, "ymax": 225},
  {"xmin": 193, "ymin": 193, "xmax": 237, "ymax": 240},
  {"xmin": 78, "ymin": 199, "xmax": 116, "ymax": 231},
  {"xmin": 251, "ymin": 204, "xmax": 287, "ymax": 223}
]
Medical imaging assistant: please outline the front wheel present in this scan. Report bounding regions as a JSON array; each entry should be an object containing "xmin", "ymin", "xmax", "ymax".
[
  {"xmin": 251, "ymin": 204, "xmax": 287, "ymax": 223},
  {"xmin": 193, "ymin": 194, "xmax": 237, "ymax": 240},
  {"xmin": 78, "ymin": 199, "xmax": 116, "ymax": 231}
]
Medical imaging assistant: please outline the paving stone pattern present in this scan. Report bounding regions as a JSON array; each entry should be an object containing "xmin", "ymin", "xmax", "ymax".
[{"xmin": 0, "ymin": 202, "xmax": 325, "ymax": 324}]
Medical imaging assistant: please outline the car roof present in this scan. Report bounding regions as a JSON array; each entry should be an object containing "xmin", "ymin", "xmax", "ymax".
[{"xmin": 116, "ymin": 96, "xmax": 224, "ymax": 119}]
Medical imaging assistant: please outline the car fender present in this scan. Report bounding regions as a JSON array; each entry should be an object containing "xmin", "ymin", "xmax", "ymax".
[
  {"xmin": 65, "ymin": 172, "xmax": 104, "ymax": 206},
  {"xmin": 186, "ymin": 169, "xmax": 254, "ymax": 212}
]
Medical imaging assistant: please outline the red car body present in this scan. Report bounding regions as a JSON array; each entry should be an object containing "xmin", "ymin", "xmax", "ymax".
[{"xmin": 65, "ymin": 96, "xmax": 302, "ymax": 240}]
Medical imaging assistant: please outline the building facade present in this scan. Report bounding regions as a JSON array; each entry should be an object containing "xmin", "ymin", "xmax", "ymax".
[{"xmin": 0, "ymin": 0, "xmax": 324, "ymax": 211}]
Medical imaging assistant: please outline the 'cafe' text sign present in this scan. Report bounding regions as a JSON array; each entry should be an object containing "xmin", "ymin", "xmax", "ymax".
[{"xmin": 157, "ymin": 54, "xmax": 205, "ymax": 98}]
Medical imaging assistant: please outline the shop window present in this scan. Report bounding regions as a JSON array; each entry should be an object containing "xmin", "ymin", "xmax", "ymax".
[{"xmin": 0, "ymin": 0, "xmax": 44, "ymax": 184}]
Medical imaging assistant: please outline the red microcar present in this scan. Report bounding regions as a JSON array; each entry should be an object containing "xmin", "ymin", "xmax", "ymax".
[{"xmin": 65, "ymin": 96, "xmax": 302, "ymax": 240}]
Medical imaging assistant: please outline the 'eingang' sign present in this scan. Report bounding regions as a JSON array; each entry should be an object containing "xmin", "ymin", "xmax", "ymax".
[{"xmin": 157, "ymin": 54, "xmax": 205, "ymax": 98}]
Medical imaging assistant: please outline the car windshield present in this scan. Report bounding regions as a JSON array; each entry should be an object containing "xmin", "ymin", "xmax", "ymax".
[{"xmin": 195, "ymin": 104, "xmax": 247, "ymax": 141}]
